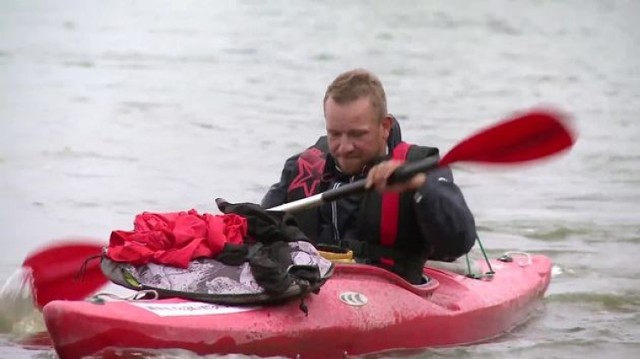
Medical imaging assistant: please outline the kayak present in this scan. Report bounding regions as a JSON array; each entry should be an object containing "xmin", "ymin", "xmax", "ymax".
[{"xmin": 43, "ymin": 253, "xmax": 551, "ymax": 359}]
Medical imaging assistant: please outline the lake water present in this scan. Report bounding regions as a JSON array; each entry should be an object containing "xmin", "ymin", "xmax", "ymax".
[{"xmin": 1, "ymin": 0, "xmax": 639, "ymax": 358}]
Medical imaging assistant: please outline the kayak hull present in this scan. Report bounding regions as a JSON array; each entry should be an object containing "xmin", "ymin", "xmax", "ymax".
[{"xmin": 44, "ymin": 255, "xmax": 552, "ymax": 359}]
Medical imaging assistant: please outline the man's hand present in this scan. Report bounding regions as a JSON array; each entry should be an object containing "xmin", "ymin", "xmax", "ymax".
[{"xmin": 365, "ymin": 160, "xmax": 427, "ymax": 193}]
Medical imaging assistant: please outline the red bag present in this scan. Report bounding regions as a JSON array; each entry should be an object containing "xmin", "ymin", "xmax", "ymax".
[{"xmin": 107, "ymin": 209, "xmax": 247, "ymax": 268}]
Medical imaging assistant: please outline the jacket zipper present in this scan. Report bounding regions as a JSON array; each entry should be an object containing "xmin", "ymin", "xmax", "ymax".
[
  {"xmin": 331, "ymin": 175, "xmax": 356, "ymax": 246},
  {"xmin": 331, "ymin": 182, "xmax": 341, "ymax": 244}
]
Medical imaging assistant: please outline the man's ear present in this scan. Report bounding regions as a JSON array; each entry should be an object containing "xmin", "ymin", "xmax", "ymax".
[{"xmin": 381, "ymin": 115, "xmax": 393, "ymax": 140}]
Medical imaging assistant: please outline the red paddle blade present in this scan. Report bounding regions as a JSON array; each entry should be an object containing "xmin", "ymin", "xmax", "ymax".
[
  {"xmin": 440, "ymin": 109, "xmax": 576, "ymax": 166},
  {"xmin": 22, "ymin": 241, "xmax": 107, "ymax": 308}
]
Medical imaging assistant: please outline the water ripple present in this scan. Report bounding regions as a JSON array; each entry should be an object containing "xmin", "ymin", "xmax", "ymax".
[
  {"xmin": 547, "ymin": 292, "xmax": 640, "ymax": 313},
  {"xmin": 41, "ymin": 148, "xmax": 138, "ymax": 163}
]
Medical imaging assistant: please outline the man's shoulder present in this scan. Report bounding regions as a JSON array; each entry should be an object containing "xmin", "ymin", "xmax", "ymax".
[
  {"xmin": 310, "ymin": 135, "xmax": 329, "ymax": 151},
  {"xmin": 405, "ymin": 143, "xmax": 440, "ymax": 159}
]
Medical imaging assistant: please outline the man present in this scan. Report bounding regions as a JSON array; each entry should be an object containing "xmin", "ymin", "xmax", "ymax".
[{"xmin": 261, "ymin": 69, "xmax": 477, "ymax": 284}]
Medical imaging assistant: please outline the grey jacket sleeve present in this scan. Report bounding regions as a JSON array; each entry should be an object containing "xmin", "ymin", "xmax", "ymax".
[
  {"xmin": 413, "ymin": 166, "xmax": 477, "ymax": 261},
  {"xmin": 260, "ymin": 154, "xmax": 300, "ymax": 209}
]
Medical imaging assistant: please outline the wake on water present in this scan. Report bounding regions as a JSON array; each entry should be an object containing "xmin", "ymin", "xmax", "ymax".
[{"xmin": 0, "ymin": 268, "xmax": 47, "ymax": 337}]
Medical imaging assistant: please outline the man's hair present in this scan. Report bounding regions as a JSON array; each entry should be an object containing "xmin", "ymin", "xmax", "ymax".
[{"xmin": 323, "ymin": 69, "xmax": 388, "ymax": 122}]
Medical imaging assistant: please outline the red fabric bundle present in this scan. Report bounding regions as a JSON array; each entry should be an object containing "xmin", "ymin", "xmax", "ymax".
[{"xmin": 107, "ymin": 209, "xmax": 247, "ymax": 268}]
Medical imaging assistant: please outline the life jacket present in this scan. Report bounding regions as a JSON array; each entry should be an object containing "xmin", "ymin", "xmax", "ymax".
[{"xmin": 286, "ymin": 138, "xmax": 439, "ymax": 284}]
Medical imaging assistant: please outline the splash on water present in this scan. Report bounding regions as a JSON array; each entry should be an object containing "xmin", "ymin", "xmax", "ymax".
[{"xmin": 0, "ymin": 268, "xmax": 47, "ymax": 337}]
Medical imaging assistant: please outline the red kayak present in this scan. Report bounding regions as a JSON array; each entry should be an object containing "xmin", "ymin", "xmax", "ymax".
[{"xmin": 43, "ymin": 254, "xmax": 551, "ymax": 359}]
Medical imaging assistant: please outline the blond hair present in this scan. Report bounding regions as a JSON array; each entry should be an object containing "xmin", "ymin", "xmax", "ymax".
[{"xmin": 323, "ymin": 69, "xmax": 388, "ymax": 122}]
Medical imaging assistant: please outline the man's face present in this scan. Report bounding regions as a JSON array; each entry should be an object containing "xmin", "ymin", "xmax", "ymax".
[{"xmin": 324, "ymin": 96, "xmax": 391, "ymax": 175}]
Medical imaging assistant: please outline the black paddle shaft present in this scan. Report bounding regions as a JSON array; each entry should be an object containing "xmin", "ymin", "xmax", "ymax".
[{"xmin": 321, "ymin": 156, "xmax": 440, "ymax": 203}]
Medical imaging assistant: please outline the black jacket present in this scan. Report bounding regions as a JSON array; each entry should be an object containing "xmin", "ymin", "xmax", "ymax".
[{"xmin": 261, "ymin": 119, "xmax": 477, "ymax": 282}]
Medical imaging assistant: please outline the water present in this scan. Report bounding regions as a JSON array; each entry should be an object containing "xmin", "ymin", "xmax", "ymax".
[{"xmin": 1, "ymin": 0, "xmax": 639, "ymax": 357}]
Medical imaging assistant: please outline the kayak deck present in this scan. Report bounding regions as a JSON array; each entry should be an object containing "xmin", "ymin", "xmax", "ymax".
[{"xmin": 44, "ymin": 255, "xmax": 552, "ymax": 359}]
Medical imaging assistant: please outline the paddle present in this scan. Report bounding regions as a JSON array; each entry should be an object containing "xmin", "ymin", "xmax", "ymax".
[
  {"xmin": 22, "ymin": 240, "xmax": 106, "ymax": 309},
  {"xmin": 270, "ymin": 108, "xmax": 575, "ymax": 212},
  {"xmin": 20, "ymin": 108, "xmax": 575, "ymax": 309}
]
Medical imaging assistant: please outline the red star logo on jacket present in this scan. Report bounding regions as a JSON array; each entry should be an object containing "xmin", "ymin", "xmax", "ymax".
[{"xmin": 288, "ymin": 148, "xmax": 326, "ymax": 197}]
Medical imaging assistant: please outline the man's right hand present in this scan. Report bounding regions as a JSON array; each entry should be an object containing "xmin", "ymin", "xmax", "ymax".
[{"xmin": 365, "ymin": 160, "xmax": 427, "ymax": 193}]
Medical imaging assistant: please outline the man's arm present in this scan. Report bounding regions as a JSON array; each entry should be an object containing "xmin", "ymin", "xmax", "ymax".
[
  {"xmin": 260, "ymin": 154, "xmax": 300, "ymax": 208},
  {"xmin": 413, "ymin": 166, "xmax": 477, "ymax": 261}
]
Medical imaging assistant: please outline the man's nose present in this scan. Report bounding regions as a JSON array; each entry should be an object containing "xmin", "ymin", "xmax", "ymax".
[{"xmin": 336, "ymin": 136, "xmax": 354, "ymax": 154}]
